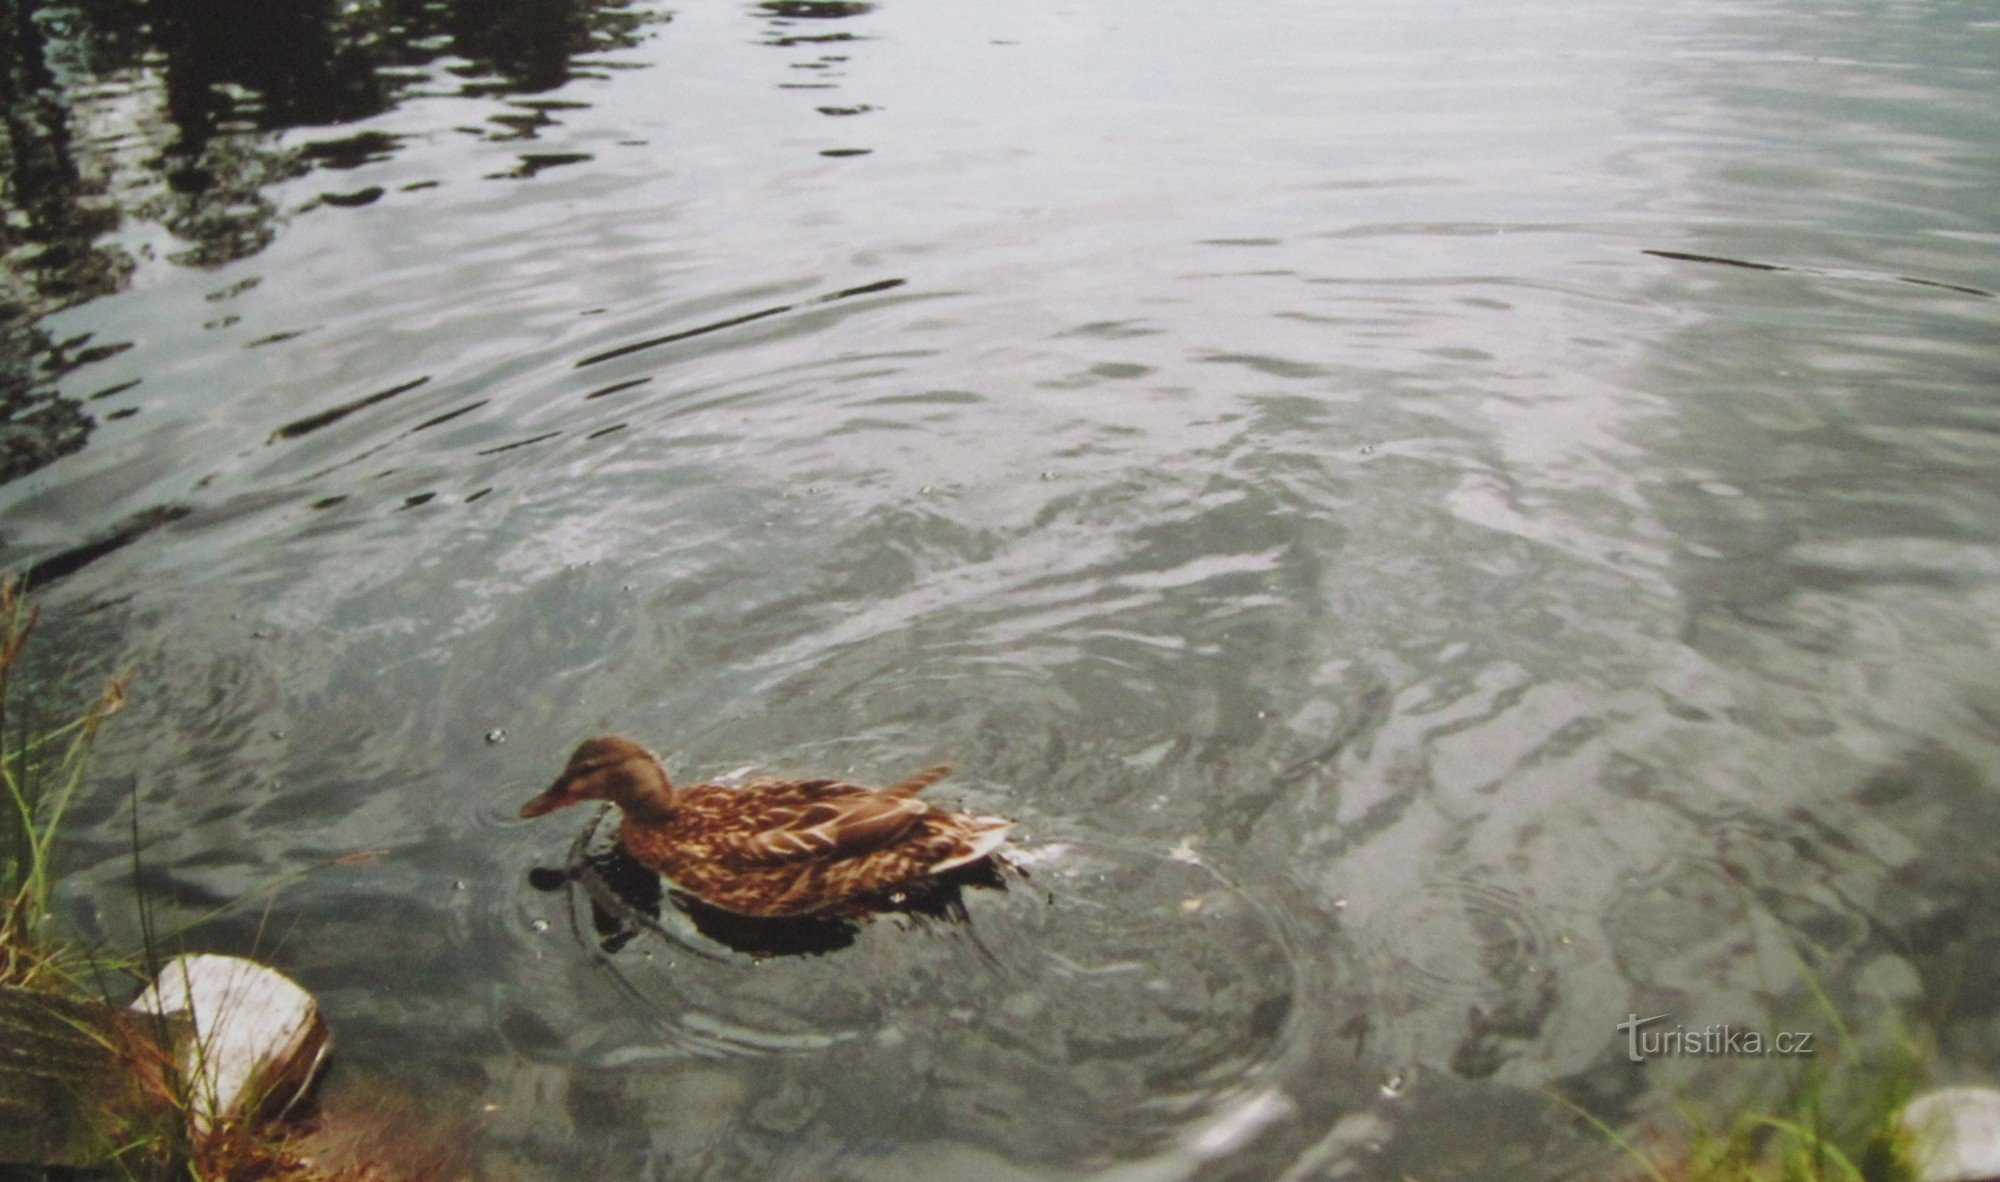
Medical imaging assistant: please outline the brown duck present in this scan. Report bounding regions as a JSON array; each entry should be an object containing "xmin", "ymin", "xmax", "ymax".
[{"xmin": 519, "ymin": 736, "xmax": 1014, "ymax": 918}]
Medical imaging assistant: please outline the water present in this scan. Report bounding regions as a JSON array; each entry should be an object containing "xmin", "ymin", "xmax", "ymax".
[{"xmin": 4, "ymin": 0, "xmax": 1999, "ymax": 1176}]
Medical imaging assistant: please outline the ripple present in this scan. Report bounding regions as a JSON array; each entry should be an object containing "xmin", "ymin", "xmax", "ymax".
[
  {"xmin": 1348, "ymin": 875, "xmax": 1564, "ymax": 1074},
  {"xmin": 17, "ymin": 0, "xmax": 2000, "ymax": 1175},
  {"xmin": 541, "ymin": 811, "xmax": 1321, "ymax": 1159}
]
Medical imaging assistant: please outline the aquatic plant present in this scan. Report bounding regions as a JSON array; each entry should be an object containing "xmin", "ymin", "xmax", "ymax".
[
  {"xmin": 0, "ymin": 572, "xmax": 125, "ymax": 990},
  {"xmin": 1579, "ymin": 993, "xmax": 1928, "ymax": 1182}
]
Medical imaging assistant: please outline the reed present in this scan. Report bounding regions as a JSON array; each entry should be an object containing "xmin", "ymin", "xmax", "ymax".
[
  {"xmin": 0, "ymin": 572, "xmax": 126, "ymax": 991},
  {"xmin": 0, "ymin": 575, "xmax": 444, "ymax": 1180},
  {"xmin": 1582, "ymin": 988, "xmax": 1928, "ymax": 1182}
]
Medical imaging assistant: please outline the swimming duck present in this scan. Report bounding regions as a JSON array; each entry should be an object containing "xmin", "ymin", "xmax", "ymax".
[{"xmin": 519, "ymin": 736, "xmax": 1014, "ymax": 918}]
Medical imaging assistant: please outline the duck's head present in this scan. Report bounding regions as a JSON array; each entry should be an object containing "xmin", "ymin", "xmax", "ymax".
[{"xmin": 520, "ymin": 736, "xmax": 675, "ymax": 821}]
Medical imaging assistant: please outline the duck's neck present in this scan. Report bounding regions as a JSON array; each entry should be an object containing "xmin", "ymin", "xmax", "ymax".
[{"xmin": 614, "ymin": 759, "xmax": 677, "ymax": 824}]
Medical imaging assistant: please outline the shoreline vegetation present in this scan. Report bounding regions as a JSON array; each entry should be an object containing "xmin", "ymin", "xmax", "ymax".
[
  {"xmin": 0, "ymin": 573, "xmax": 1967, "ymax": 1181},
  {"xmin": 1, "ymin": 574, "xmax": 454, "ymax": 1182},
  {"xmin": 1, "ymin": 572, "xmax": 125, "ymax": 993},
  {"xmin": 1582, "ymin": 1014, "xmax": 1933, "ymax": 1182}
]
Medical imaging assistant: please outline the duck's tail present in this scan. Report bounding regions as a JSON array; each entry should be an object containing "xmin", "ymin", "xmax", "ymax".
[
  {"xmin": 931, "ymin": 815, "xmax": 1015, "ymax": 873},
  {"xmin": 884, "ymin": 763, "xmax": 954, "ymax": 796}
]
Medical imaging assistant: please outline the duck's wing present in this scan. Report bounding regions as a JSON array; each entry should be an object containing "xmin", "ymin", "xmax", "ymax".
[
  {"xmin": 737, "ymin": 789, "xmax": 932, "ymax": 864},
  {"xmin": 881, "ymin": 764, "xmax": 952, "ymax": 797}
]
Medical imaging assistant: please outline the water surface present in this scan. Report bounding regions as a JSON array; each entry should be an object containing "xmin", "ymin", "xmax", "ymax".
[{"xmin": 5, "ymin": 0, "xmax": 1999, "ymax": 1177}]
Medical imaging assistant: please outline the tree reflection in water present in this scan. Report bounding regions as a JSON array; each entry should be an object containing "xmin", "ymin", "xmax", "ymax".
[{"xmin": 0, "ymin": 0, "xmax": 663, "ymax": 483}]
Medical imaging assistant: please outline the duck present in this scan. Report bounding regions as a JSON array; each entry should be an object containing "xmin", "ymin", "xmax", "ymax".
[{"xmin": 519, "ymin": 736, "xmax": 1015, "ymax": 918}]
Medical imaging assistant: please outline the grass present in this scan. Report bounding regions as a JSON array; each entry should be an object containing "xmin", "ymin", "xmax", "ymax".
[
  {"xmin": 0, "ymin": 574, "xmax": 442, "ymax": 1182},
  {"xmin": 0, "ymin": 571, "xmax": 126, "ymax": 991},
  {"xmin": 1577, "ymin": 979, "xmax": 1932, "ymax": 1182},
  {"xmin": 1583, "ymin": 1057, "xmax": 1926, "ymax": 1182}
]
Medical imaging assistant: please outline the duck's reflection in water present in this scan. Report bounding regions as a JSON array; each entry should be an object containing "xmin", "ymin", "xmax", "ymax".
[{"xmin": 528, "ymin": 842, "xmax": 1010, "ymax": 959}]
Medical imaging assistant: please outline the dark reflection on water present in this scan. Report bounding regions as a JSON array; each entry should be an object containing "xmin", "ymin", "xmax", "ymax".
[
  {"xmin": 6, "ymin": 0, "xmax": 660, "ymax": 275},
  {"xmin": 20, "ymin": 503, "xmax": 188, "ymax": 585},
  {"xmin": 0, "ymin": 0, "xmax": 664, "ymax": 482},
  {"xmin": 6, "ymin": 0, "xmax": 2000, "ymax": 1176},
  {"xmin": 1644, "ymin": 250, "xmax": 1995, "ymax": 299},
  {"xmin": 761, "ymin": 1, "xmax": 874, "ymax": 18}
]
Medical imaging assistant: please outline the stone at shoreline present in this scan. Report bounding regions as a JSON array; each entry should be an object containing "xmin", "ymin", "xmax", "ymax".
[
  {"xmin": 1902, "ymin": 1086, "xmax": 2000, "ymax": 1182},
  {"xmin": 131, "ymin": 953, "xmax": 331, "ymax": 1139}
]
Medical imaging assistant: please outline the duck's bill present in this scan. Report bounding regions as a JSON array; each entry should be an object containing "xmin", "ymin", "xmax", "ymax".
[{"xmin": 518, "ymin": 786, "xmax": 568, "ymax": 819}]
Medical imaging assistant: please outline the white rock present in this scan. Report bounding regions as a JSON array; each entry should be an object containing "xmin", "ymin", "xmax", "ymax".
[
  {"xmin": 130, "ymin": 954, "xmax": 331, "ymax": 1139},
  {"xmin": 1901, "ymin": 1087, "xmax": 2000, "ymax": 1182}
]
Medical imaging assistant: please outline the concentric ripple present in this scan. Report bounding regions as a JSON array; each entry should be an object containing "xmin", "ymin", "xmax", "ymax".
[{"xmin": 544, "ymin": 811, "xmax": 1328, "ymax": 1162}]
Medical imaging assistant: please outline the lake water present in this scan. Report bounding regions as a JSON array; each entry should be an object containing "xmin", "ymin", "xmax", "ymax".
[{"xmin": 5, "ymin": 0, "xmax": 1999, "ymax": 1177}]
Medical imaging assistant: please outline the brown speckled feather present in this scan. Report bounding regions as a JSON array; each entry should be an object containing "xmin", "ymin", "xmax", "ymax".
[
  {"xmin": 621, "ymin": 774, "xmax": 1012, "ymax": 918},
  {"xmin": 522, "ymin": 742, "xmax": 1014, "ymax": 918}
]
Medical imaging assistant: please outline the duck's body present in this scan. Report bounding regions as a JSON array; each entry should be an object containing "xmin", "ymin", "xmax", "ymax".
[{"xmin": 521, "ymin": 737, "xmax": 1013, "ymax": 918}]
